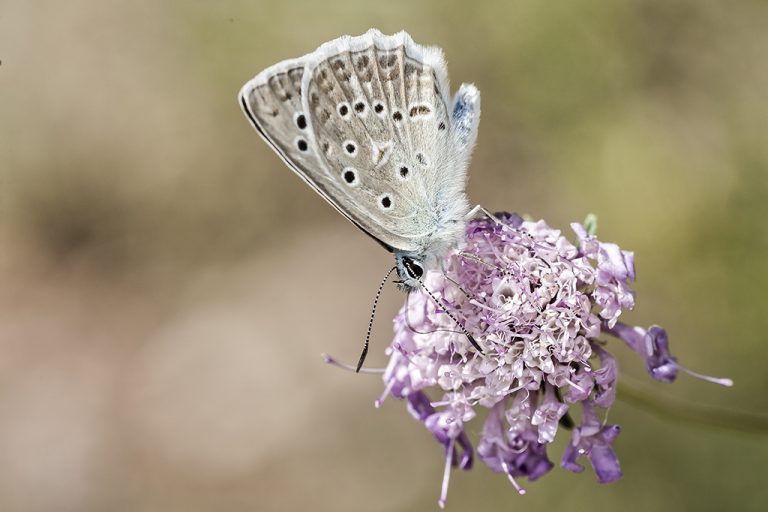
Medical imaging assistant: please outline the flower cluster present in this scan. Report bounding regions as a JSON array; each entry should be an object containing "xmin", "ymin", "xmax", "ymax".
[{"xmin": 375, "ymin": 213, "xmax": 731, "ymax": 507}]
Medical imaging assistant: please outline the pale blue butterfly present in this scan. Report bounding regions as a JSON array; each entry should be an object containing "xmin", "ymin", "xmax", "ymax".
[{"xmin": 239, "ymin": 29, "xmax": 483, "ymax": 367}]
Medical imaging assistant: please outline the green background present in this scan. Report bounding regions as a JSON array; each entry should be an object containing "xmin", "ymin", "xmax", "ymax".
[{"xmin": 1, "ymin": 1, "xmax": 766, "ymax": 510}]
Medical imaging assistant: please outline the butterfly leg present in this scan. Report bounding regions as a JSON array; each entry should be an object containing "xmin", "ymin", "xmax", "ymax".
[
  {"xmin": 461, "ymin": 206, "xmax": 519, "ymax": 278},
  {"xmin": 466, "ymin": 204, "xmax": 505, "ymax": 225}
]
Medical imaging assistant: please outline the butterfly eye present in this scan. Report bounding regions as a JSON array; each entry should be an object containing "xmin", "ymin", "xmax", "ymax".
[{"xmin": 403, "ymin": 258, "xmax": 424, "ymax": 279}]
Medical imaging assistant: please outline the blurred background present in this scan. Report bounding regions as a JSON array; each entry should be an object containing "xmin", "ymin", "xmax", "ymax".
[{"xmin": 1, "ymin": 0, "xmax": 766, "ymax": 510}]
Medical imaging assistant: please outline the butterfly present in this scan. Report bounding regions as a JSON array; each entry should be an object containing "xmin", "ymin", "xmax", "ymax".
[{"xmin": 238, "ymin": 29, "xmax": 481, "ymax": 292}]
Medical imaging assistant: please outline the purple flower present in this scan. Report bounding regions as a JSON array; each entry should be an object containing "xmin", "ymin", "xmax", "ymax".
[
  {"xmin": 572, "ymin": 223, "xmax": 636, "ymax": 328},
  {"xmin": 591, "ymin": 345, "xmax": 618, "ymax": 408},
  {"xmin": 561, "ymin": 400, "xmax": 622, "ymax": 483},
  {"xmin": 478, "ymin": 398, "xmax": 553, "ymax": 494},
  {"xmin": 531, "ymin": 386, "xmax": 568, "ymax": 443},
  {"xmin": 325, "ymin": 212, "xmax": 731, "ymax": 507},
  {"xmin": 608, "ymin": 323, "xmax": 677, "ymax": 382},
  {"xmin": 607, "ymin": 322, "xmax": 734, "ymax": 386}
]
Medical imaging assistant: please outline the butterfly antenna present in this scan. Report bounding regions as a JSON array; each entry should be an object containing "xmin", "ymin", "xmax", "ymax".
[
  {"xmin": 356, "ymin": 266, "xmax": 398, "ymax": 373},
  {"xmin": 417, "ymin": 279, "xmax": 484, "ymax": 354},
  {"xmin": 458, "ymin": 251, "xmax": 512, "ymax": 278},
  {"xmin": 404, "ymin": 291, "xmax": 464, "ymax": 336},
  {"xmin": 438, "ymin": 263, "xmax": 474, "ymax": 301}
]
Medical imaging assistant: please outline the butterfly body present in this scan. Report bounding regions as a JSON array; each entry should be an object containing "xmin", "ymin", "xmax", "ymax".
[{"xmin": 239, "ymin": 29, "xmax": 480, "ymax": 291}]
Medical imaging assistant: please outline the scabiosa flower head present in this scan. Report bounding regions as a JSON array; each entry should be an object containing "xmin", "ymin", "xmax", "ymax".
[{"xmin": 373, "ymin": 212, "xmax": 732, "ymax": 507}]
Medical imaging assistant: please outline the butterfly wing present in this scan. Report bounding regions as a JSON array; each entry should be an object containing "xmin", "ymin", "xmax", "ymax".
[
  {"xmin": 239, "ymin": 57, "xmax": 392, "ymax": 249},
  {"xmin": 240, "ymin": 30, "xmax": 472, "ymax": 257}
]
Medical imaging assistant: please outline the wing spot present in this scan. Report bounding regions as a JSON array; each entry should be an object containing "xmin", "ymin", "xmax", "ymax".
[
  {"xmin": 399, "ymin": 166, "xmax": 409, "ymax": 179},
  {"xmin": 337, "ymin": 103, "xmax": 350, "ymax": 118},
  {"xmin": 342, "ymin": 167, "xmax": 359, "ymax": 186},
  {"xmin": 297, "ymin": 139, "xmax": 308, "ymax": 152},
  {"xmin": 356, "ymin": 55, "xmax": 370, "ymax": 70},
  {"xmin": 354, "ymin": 102, "xmax": 366, "ymax": 113},
  {"xmin": 317, "ymin": 69, "xmax": 335, "ymax": 92},
  {"xmin": 379, "ymin": 53, "xmax": 400, "ymax": 80},
  {"xmin": 409, "ymin": 105, "xmax": 432, "ymax": 117},
  {"xmin": 322, "ymin": 142, "xmax": 331, "ymax": 155},
  {"xmin": 392, "ymin": 110, "xmax": 403, "ymax": 122},
  {"xmin": 379, "ymin": 195, "xmax": 393, "ymax": 210},
  {"xmin": 374, "ymin": 102, "xmax": 384, "ymax": 114},
  {"xmin": 379, "ymin": 54, "xmax": 397, "ymax": 69},
  {"xmin": 416, "ymin": 152, "xmax": 428, "ymax": 166},
  {"xmin": 295, "ymin": 113, "xmax": 307, "ymax": 130},
  {"xmin": 343, "ymin": 140, "xmax": 358, "ymax": 156},
  {"xmin": 332, "ymin": 59, "xmax": 346, "ymax": 70},
  {"xmin": 382, "ymin": 68, "xmax": 400, "ymax": 81},
  {"xmin": 287, "ymin": 68, "xmax": 303, "ymax": 89},
  {"xmin": 438, "ymin": 121, "xmax": 446, "ymax": 130}
]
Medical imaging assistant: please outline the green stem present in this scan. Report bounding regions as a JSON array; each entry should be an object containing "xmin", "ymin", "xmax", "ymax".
[{"xmin": 618, "ymin": 382, "xmax": 768, "ymax": 436}]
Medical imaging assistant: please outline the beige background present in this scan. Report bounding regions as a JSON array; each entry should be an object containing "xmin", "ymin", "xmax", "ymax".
[{"xmin": 1, "ymin": 1, "xmax": 766, "ymax": 511}]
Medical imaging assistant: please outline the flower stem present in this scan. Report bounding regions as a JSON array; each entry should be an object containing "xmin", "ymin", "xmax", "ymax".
[{"xmin": 618, "ymin": 381, "xmax": 768, "ymax": 436}]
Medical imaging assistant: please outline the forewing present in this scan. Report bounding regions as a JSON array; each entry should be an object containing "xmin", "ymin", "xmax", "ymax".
[
  {"xmin": 240, "ymin": 30, "xmax": 471, "ymax": 255},
  {"xmin": 302, "ymin": 30, "xmax": 462, "ymax": 254},
  {"xmin": 239, "ymin": 58, "xmax": 393, "ymax": 249}
]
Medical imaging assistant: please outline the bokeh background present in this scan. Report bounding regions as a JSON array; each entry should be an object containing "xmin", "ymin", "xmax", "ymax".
[{"xmin": 1, "ymin": 1, "xmax": 767, "ymax": 511}]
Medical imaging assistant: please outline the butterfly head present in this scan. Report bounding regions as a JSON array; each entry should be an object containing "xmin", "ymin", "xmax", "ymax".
[{"xmin": 395, "ymin": 253, "xmax": 425, "ymax": 292}]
